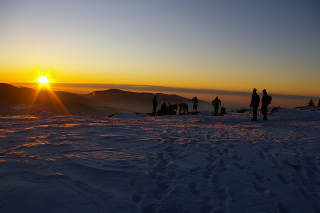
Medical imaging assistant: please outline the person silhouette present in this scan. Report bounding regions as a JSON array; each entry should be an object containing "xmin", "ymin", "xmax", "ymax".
[
  {"xmin": 261, "ymin": 89, "xmax": 270, "ymax": 120},
  {"xmin": 161, "ymin": 101, "xmax": 167, "ymax": 115},
  {"xmin": 192, "ymin": 96, "xmax": 198, "ymax": 112},
  {"xmin": 212, "ymin": 96, "xmax": 221, "ymax": 116},
  {"xmin": 250, "ymin": 88, "xmax": 260, "ymax": 121},
  {"xmin": 152, "ymin": 96, "xmax": 158, "ymax": 116}
]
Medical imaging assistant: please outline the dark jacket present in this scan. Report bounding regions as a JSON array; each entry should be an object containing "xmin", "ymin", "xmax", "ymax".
[
  {"xmin": 250, "ymin": 93, "xmax": 260, "ymax": 108},
  {"xmin": 212, "ymin": 98, "xmax": 221, "ymax": 107},
  {"xmin": 261, "ymin": 93, "xmax": 269, "ymax": 108},
  {"xmin": 192, "ymin": 97, "xmax": 198, "ymax": 106},
  {"xmin": 161, "ymin": 102, "xmax": 167, "ymax": 112},
  {"xmin": 152, "ymin": 97, "xmax": 158, "ymax": 107}
]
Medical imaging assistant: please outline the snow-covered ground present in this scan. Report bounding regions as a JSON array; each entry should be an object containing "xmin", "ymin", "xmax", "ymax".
[{"xmin": 0, "ymin": 108, "xmax": 320, "ymax": 213}]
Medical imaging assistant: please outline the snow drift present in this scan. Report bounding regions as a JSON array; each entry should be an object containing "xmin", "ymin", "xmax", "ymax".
[{"xmin": 0, "ymin": 108, "xmax": 320, "ymax": 213}]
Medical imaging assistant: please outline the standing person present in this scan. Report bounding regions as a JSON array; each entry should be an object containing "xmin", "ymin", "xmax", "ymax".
[
  {"xmin": 250, "ymin": 88, "xmax": 260, "ymax": 121},
  {"xmin": 192, "ymin": 96, "xmax": 199, "ymax": 112},
  {"xmin": 261, "ymin": 89, "xmax": 270, "ymax": 120},
  {"xmin": 161, "ymin": 101, "xmax": 167, "ymax": 115},
  {"xmin": 152, "ymin": 96, "xmax": 158, "ymax": 116},
  {"xmin": 212, "ymin": 96, "xmax": 221, "ymax": 116}
]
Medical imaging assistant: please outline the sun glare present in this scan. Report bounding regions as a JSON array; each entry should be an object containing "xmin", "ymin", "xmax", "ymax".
[{"xmin": 38, "ymin": 76, "xmax": 49, "ymax": 84}]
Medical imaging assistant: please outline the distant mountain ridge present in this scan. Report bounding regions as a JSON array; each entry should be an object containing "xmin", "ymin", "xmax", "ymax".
[
  {"xmin": 0, "ymin": 83, "xmax": 212, "ymax": 116},
  {"xmin": 83, "ymin": 89, "xmax": 212, "ymax": 113},
  {"xmin": 0, "ymin": 83, "xmax": 119, "ymax": 116}
]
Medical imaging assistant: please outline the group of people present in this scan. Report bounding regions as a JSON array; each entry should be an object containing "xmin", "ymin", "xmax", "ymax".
[
  {"xmin": 152, "ymin": 95, "xmax": 223, "ymax": 116},
  {"xmin": 193, "ymin": 95, "xmax": 222, "ymax": 116},
  {"xmin": 191, "ymin": 96, "xmax": 222, "ymax": 116},
  {"xmin": 152, "ymin": 96, "xmax": 176, "ymax": 116},
  {"xmin": 250, "ymin": 88, "xmax": 271, "ymax": 121},
  {"xmin": 153, "ymin": 88, "xmax": 272, "ymax": 120},
  {"xmin": 209, "ymin": 89, "xmax": 271, "ymax": 120}
]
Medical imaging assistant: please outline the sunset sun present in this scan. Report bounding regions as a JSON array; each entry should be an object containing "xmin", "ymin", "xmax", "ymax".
[{"xmin": 38, "ymin": 76, "xmax": 49, "ymax": 84}]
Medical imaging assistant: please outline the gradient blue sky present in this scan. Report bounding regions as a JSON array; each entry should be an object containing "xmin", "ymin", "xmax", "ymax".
[{"xmin": 1, "ymin": 0, "xmax": 320, "ymax": 97}]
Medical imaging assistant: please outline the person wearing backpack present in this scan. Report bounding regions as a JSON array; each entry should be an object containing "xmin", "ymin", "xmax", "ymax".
[
  {"xmin": 261, "ymin": 89, "xmax": 271, "ymax": 120},
  {"xmin": 250, "ymin": 88, "xmax": 260, "ymax": 121},
  {"xmin": 212, "ymin": 96, "xmax": 222, "ymax": 116}
]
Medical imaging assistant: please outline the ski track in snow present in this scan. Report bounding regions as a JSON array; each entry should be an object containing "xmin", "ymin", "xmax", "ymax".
[{"xmin": 0, "ymin": 108, "xmax": 320, "ymax": 213}]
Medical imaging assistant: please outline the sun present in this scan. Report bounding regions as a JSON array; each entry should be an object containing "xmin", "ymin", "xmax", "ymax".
[{"xmin": 38, "ymin": 76, "xmax": 49, "ymax": 84}]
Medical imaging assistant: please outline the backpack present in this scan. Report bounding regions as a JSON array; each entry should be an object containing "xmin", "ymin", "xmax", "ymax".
[{"xmin": 267, "ymin": 95, "xmax": 272, "ymax": 104}]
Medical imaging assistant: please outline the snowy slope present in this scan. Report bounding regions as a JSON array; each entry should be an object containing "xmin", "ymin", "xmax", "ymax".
[{"xmin": 0, "ymin": 108, "xmax": 320, "ymax": 213}]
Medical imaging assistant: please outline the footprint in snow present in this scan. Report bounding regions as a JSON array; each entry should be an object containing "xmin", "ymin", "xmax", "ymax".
[
  {"xmin": 206, "ymin": 154, "xmax": 218, "ymax": 163},
  {"xmin": 277, "ymin": 201, "xmax": 290, "ymax": 213},
  {"xmin": 169, "ymin": 152, "xmax": 180, "ymax": 159},
  {"xmin": 299, "ymin": 186, "xmax": 312, "ymax": 200},
  {"xmin": 202, "ymin": 170, "xmax": 213, "ymax": 179},
  {"xmin": 209, "ymin": 173, "xmax": 231, "ymax": 212},
  {"xmin": 164, "ymin": 145, "xmax": 175, "ymax": 152},
  {"xmin": 205, "ymin": 164, "xmax": 216, "ymax": 171},
  {"xmin": 210, "ymin": 173, "xmax": 223, "ymax": 189},
  {"xmin": 252, "ymin": 181, "xmax": 267, "ymax": 194},
  {"xmin": 154, "ymin": 161, "xmax": 168, "ymax": 173},
  {"xmin": 214, "ymin": 158, "xmax": 229, "ymax": 173},
  {"xmin": 132, "ymin": 193, "xmax": 143, "ymax": 203},
  {"xmin": 268, "ymin": 151, "xmax": 282, "ymax": 169},
  {"xmin": 202, "ymin": 164, "xmax": 216, "ymax": 180},
  {"xmin": 232, "ymin": 162, "xmax": 246, "ymax": 170},
  {"xmin": 258, "ymin": 150, "xmax": 267, "ymax": 160},
  {"xmin": 277, "ymin": 173, "xmax": 291, "ymax": 184},
  {"xmin": 188, "ymin": 182, "xmax": 200, "ymax": 195},
  {"xmin": 189, "ymin": 167, "xmax": 202, "ymax": 173}
]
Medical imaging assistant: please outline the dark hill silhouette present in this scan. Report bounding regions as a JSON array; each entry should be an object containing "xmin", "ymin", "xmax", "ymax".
[
  {"xmin": 0, "ymin": 83, "xmax": 126, "ymax": 116},
  {"xmin": 0, "ymin": 83, "xmax": 212, "ymax": 116},
  {"xmin": 83, "ymin": 89, "xmax": 212, "ymax": 113},
  {"xmin": 0, "ymin": 83, "xmax": 100, "ymax": 106}
]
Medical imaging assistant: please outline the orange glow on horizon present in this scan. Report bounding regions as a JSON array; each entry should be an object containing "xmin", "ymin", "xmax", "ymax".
[{"xmin": 27, "ymin": 80, "xmax": 70, "ymax": 115}]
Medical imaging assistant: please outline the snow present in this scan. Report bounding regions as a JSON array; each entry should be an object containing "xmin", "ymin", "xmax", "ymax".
[
  {"xmin": 0, "ymin": 108, "xmax": 320, "ymax": 213},
  {"xmin": 77, "ymin": 113, "xmax": 92, "ymax": 118},
  {"xmin": 35, "ymin": 111, "xmax": 58, "ymax": 118},
  {"xmin": 10, "ymin": 104, "xmax": 31, "ymax": 110},
  {"xmin": 111, "ymin": 112, "xmax": 150, "ymax": 119}
]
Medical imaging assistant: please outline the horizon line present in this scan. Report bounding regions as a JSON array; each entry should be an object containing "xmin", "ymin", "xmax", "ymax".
[{"xmin": 7, "ymin": 82, "xmax": 318, "ymax": 100}]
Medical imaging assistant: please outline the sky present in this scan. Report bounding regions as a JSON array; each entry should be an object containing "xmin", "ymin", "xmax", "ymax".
[{"xmin": 1, "ymin": 0, "xmax": 320, "ymax": 97}]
